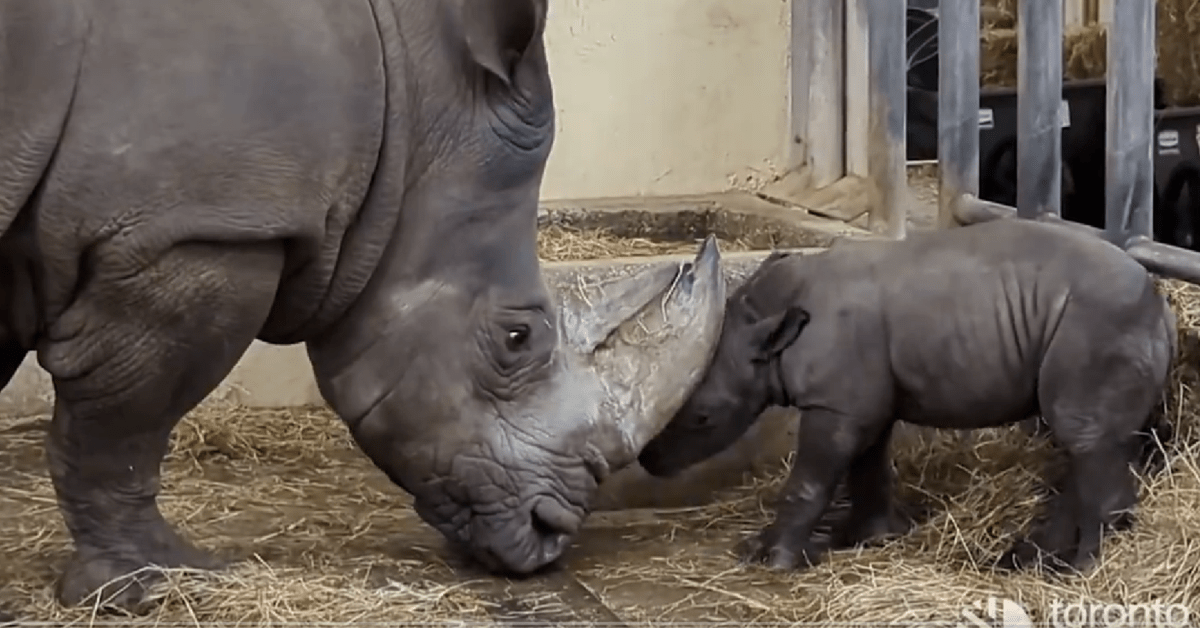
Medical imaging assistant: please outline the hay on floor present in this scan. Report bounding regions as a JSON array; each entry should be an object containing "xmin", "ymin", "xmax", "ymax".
[
  {"xmin": 537, "ymin": 224, "xmax": 754, "ymax": 262},
  {"xmin": 2, "ymin": 272, "xmax": 1199, "ymax": 623}
]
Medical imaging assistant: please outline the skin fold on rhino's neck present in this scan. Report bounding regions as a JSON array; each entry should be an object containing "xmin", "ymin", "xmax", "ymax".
[
  {"xmin": 257, "ymin": 0, "xmax": 460, "ymax": 346},
  {"xmin": 306, "ymin": 178, "xmax": 548, "ymax": 428},
  {"xmin": 304, "ymin": 0, "xmax": 556, "ymax": 427}
]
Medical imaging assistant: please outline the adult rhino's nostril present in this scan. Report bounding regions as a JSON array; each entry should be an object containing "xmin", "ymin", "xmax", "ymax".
[
  {"xmin": 529, "ymin": 498, "xmax": 580, "ymax": 564},
  {"xmin": 530, "ymin": 497, "xmax": 582, "ymax": 538}
]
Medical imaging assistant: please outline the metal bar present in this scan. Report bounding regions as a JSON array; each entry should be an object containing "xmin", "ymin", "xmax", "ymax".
[
  {"xmin": 796, "ymin": 0, "xmax": 845, "ymax": 187},
  {"xmin": 937, "ymin": 0, "xmax": 981, "ymax": 229},
  {"xmin": 956, "ymin": 197, "xmax": 1200, "ymax": 285},
  {"xmin": 1126, "ymin": 242, "xmax": 1200, "ymax": 285},
  {"xmin": 1016, "ymin": 0, "xmax": 1063, "ymax": 220},
  {"xmin": 787, "ymin": 0, "xmax": 812, "ymax": 173},
  {"xmin": 1105, "ymin": 0, "xmax": 1156, "ymax": 244},
  {"xmin": 1064, "ymin": 0, "xmax": 1084, "ymax": 28},
  {"xmin": 844, "ymin": 0, "xmax": 869, "ymax": 177},
  {"xmin": 862, "ymin": 0, "xmax": 906, "ymax": 239}
]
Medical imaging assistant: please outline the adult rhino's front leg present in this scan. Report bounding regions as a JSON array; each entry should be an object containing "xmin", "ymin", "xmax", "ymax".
[{"xmin": 39, "ymin": 240, "xmax": 284, "ymax": 608}]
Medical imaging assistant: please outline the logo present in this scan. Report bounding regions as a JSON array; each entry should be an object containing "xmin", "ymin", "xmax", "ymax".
[
  {"xmin": 979, "ymin": 108, "xmax": 995, "ymax": 130},
  {"xmin": 1048, "ymin": 599, "xmax": 1191, "ymax": 627},
  {"xmin": 956, "ymin": 596, "xmax": 1193, "ymax": 628},
  {"xmin": 957, "ymin": 596, "xmax": 1033, "ymax": 628},
  {"xmin": 1159, "ymin": 129, "xmax": 1181, "ymax": 155}
]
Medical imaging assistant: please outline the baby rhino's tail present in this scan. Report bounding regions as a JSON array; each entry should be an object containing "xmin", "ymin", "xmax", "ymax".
[{"xmin": 1133, "ymin": 284, "xmax": 1179, "ymax": 478}]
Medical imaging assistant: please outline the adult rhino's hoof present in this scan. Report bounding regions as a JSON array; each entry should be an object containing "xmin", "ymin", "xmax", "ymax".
[
  {"xmin": 57, "ymin": 540, "xmax": 226, "ymax": 610},
  {"xmin": 735, "ymin": 526, "xmax": 823, "ymax": 571}
]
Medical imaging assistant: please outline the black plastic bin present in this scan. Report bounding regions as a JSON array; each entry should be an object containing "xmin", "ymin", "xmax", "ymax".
[{"xmin": 1152, "ymin": 106, "xmax": 1200, "ymax": 250}]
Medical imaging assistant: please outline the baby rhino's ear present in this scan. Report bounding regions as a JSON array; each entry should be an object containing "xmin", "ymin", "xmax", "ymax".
[{"xmin": 749, "ymin": 305, "xmax": 809, "ymax": 362}]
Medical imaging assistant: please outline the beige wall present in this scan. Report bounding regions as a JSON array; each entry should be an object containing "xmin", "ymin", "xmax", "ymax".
[{"xmin": 539, "ymin": 0, "xmax": 792, "ymax": 200}]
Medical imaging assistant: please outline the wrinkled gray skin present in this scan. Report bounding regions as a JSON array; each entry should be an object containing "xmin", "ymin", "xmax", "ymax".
[
  {"xmin": 639, "ymin": 218, "xmax": 1177, "ymax": 574},
  {"xmin": 0, "ymin": 0, "xmax": 725, "ymax": 609}
]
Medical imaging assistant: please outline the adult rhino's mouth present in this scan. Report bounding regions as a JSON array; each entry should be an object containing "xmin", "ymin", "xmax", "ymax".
[
  {"xmin": 412, "ymin": 471, "xmax": 592, "ymax": 574},
  {"xmin": 401, "ymin": 408, "xmax": 612, "ymax": 575}
]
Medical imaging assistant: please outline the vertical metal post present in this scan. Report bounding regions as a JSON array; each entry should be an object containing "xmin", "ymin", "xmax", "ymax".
[
  {"xmin": 793, "ymin": 0, "xmax": 845, "ymax": 188},
  {"xmin": 862, "ymin": 0, "xmax": 906, "ymax": 239},
  {"xmin": 788, "ymin": 0, "xmax": 812, "ymax": 174},
  {"xmin": 937, "ymin": 0, "xmax": 981, "ymax": 229},
  {"xmin": 1017, "ymin": 0, "xmax": 1064, "ymax": 219},
  {"xmin": 1106, "ymin": 0, "xmax": 1156, "ymax": 242}
]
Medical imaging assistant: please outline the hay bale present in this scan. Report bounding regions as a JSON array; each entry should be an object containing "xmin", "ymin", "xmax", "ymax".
[
  {"xmin": 979, "ymin": 0, "xmax": 1200, "ymax": 106},
  {"xmin": 1157, "ymin": 0, "xmax": 1200, "ymax": 107},
  {"xmin": 980, "ymin": 25, "xmax": 1108, "ymax": 89}
]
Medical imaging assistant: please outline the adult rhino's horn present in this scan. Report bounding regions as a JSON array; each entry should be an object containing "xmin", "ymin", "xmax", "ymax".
[
  {"xmin": 555, "ymin": 259, "xmax": 682, "ymax": 355},
  {"xmin": 552, "ymin": 236, "xmax": 727, "ymax": 470}
]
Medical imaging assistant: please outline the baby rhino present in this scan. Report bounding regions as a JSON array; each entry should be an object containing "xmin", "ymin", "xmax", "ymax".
[{"xmin": 637, "ymin": 218, "xmax": 1177, "ymax": 574}]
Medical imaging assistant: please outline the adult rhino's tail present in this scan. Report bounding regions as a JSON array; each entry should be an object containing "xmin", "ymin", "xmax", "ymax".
[{"xmin": 0, "ymin": 0, "xmax": 87, "ymax": 235}]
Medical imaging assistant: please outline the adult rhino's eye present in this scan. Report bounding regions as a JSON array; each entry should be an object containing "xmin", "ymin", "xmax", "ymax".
[{"xmin": 506, "ymin": 324, "xmax": 531, "ymax": 351}]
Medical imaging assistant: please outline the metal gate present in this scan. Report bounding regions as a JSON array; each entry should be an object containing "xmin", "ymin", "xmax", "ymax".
[{"xmin": 850, "ymin": 0, "xmax": 1200, "ymax": 284}]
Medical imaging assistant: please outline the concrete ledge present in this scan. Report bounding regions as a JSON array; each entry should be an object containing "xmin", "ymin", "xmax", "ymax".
[{"xmin": 539, "ymin": 191, "xmax": 868, "ymax": 249}]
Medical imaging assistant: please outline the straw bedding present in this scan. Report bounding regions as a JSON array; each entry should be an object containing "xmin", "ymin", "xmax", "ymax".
[
  {"xmin": 0, "ymin": 229, "xmax": 1198, "ymax": 625},
  {"xmin": 536, "ymin": 225, "xmax": 756, "ymax": 261},
  {"xmin": 980, "ymin": 0, "xmax": 1200, "ymax": 106}
]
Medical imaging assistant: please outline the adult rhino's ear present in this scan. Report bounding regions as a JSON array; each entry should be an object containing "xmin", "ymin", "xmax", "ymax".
[
  {"xmin": 749, "ymin": 305, "xmax": 810, "ymax": 363},
  {"xmin": 459, "ymin": 0, "xmax": 548, "ymax": 86}
]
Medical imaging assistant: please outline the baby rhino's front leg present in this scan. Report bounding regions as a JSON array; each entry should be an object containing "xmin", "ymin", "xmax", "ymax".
[
  {"xmin": 738, "ymin": 409, "xmax": 880, "ymax": 570},
  {"xmin": 831, "ymin": 422, "xmax": 916, "ymax": 549}
]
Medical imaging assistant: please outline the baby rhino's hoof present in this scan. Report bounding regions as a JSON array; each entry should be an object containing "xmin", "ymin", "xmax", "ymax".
[
  {"xmin": 57, "ymin": 543, "xmax": 226, "ymax": 611},
  {"xmin": 832, "ymin": 507, "xmax": 916, "ymax": 549},
  {"xmin": 735, "ymin": 526, "xmax": 824, "ymax": 571},
  {"xmin": 58, "ymin": 554, "xmax": 161, "ymax": 611}
]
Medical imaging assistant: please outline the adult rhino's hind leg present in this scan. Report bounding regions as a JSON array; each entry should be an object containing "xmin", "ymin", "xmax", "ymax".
[{"xmin": 39, "ymin": 241, "xmax": 283, "ymax": 609}]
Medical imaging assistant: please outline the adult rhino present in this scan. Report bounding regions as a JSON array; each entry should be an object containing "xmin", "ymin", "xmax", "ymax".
[{"xmin": 0, "ymin": 0, "xmax": 726, "ymax": 609}]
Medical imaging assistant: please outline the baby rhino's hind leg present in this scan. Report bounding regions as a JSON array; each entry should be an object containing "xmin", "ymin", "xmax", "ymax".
[
  {"xmin": 40, "ymin": 240, "xmax": 284, "ymax": 609},
  {"xmin": 1006, "ymin": 315, "xmax": 1168, "ymax": 573}
]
